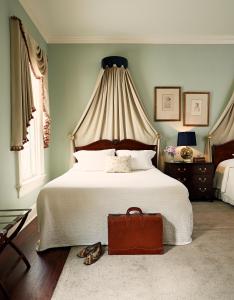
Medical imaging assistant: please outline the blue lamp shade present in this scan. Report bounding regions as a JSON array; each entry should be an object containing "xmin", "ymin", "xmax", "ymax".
[{"xmin": 177, "ymin": 131, "xmax": 197, "ymax": 146}]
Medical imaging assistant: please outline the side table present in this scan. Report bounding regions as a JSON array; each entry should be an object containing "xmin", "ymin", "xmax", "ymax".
[
  {"xmin": 0, "ymin": 209, "xmax": 31, "ymax": 299},
  {"xmin": 164, "ymin": 162, "xmax": 214, "ymax": 201}
]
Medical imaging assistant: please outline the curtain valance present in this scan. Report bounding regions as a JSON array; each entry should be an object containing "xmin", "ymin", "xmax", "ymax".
[
  {"xmin": 205, "ymin": 90, "xmax": 234, "ymax": 161},
  {"xmin": 10, "ymin": 16, "xmax": 50, "ymax": 150}
]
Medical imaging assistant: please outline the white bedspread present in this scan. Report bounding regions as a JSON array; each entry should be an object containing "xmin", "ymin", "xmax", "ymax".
[
  {"xmin": 37, "ymin": 167, "xmax": 193, "ymax": 251},
  {"xmin": 213, "ymin": 159, "xmax": 234, "ymax": 205}
]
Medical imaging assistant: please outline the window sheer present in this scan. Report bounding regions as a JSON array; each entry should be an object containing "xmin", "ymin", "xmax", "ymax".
[{"xmin": 16, "ymin": 67, "xmax": 46, "ymax": 197}]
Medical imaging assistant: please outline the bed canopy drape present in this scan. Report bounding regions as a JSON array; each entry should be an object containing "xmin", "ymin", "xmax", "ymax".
[
  {"xmin": 205, "ymin": 90, "xmax": 234, "ymax": 161},
  {"xmin": 70, "ymin": 56, "xmax": 160, "ymax": 162},
  {"xmin": 10, "ymin": 16, "xmax": 50, "ymax": 150}
]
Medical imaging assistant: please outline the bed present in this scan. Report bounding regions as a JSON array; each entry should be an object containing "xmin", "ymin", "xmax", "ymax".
[
  {"xmin": 213, "ymin": 140, "xmax": 234, "ymax": 205},
  {"xmin": 37, "ymin": 139, "xmax": 193, "ymax": 251}
]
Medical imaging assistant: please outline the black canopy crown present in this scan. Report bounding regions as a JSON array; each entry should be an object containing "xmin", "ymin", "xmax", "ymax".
[{"xmin": 102, "ymin": 56, "xmax": 128, "ymax": 69}]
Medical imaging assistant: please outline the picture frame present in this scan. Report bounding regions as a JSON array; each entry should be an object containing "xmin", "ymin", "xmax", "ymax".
[
  {"xmin": 183, "ymin": 92, "xmax": 210, "ymax": 126},
  {"xmin": 154, "ymin": 87, "xmax": 181, "ymax": 121}
]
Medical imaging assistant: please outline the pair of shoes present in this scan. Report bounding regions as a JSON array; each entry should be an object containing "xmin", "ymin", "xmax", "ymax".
[
  {"xmin": 77, "ymin": 242, "xmax": 100, "ymax": 258},
  {"xmin": 84, "ymin": 242, "xmax": 104, "ymax": 265},
  {"xmin": 77, "ymin": 242, "xmax": 103, "ymax": 265}
]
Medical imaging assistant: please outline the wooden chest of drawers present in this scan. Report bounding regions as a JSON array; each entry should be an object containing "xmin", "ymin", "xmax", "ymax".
[{"xmin": 164, "ymin": 162, "xmax": 214, "ymax": 201}]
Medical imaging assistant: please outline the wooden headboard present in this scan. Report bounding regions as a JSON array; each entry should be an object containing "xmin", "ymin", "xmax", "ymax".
[
  {"xmin": 212, "ymin": 140, "xmax": 234, "ymax": 170},
  {"xmin": 74, "ymin": 139, "xmax": 158, "ymax": 167}
]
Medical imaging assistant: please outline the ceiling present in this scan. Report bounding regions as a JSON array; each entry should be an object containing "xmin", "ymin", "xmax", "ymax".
[{"xmin": 19, "ymin": 0, "xmax": 234, "ymax": 44}]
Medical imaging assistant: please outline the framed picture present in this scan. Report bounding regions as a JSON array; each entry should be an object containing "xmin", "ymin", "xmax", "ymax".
[
  {"xmin": 183, "ymin": 92, "xmax": 210, "ymax": 126},
  {"xmin": 154, "ymin": 87, "xmax": 181, "ymax": 121}
]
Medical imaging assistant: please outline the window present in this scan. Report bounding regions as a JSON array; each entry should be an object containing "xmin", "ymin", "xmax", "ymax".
[{"xmin": 16, "ymin": 66, "xmax": 46, "ymax": 197}]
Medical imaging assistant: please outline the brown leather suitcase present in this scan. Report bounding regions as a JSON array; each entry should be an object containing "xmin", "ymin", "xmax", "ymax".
[{"xmin": 108, "ymin": 207, "xmax": 163, "ymax": 255}]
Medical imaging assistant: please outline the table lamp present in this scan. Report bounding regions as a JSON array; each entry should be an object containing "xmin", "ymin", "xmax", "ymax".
[{"xmin": 177, "ymin": 131, "xmax": 197, "ymax": 162}]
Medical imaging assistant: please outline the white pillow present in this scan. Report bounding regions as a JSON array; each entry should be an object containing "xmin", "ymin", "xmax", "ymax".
[
  {"xmin": 116, "ymin": 150, "xmax": 155, "ymax": 170},
  {"xmin": 105, "ymin": 156, "xmax": 131, "ymax": 173},
  {"xmin": 73, "ymin": 149, "xmax": 115, "ymax": 171}
]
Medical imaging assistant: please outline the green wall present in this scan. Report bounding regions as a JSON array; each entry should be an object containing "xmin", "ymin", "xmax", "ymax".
[
  {"xmin": 0, "ymin": 0, "xmax": 49, "ymax": 209},
  {"xmin": 48, "ymin": 44, "xmax": 234, "ymax": 178},
  {"xmin": 1, "ymin": 0, "xmax": 234, "ymax": 199}
]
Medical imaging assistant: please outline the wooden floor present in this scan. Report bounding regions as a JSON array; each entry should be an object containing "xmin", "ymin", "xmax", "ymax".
[{"xmin": 0, "ymin": 219, "xmax": 70, "ymax": 300}]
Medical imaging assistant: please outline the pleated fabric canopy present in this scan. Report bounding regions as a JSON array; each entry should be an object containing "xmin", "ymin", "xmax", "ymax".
[
  {"xmin": 70, "ymin": 56, "xmax": 160, "ymax": 158},
  {"xmin": 205, "ymin": 90, "xmax": 234, "ymax": 161}
]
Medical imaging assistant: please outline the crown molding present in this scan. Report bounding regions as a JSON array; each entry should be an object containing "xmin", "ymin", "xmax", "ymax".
[
  {"xmin": 48, "ymin": 35, "xmax": 234, "ymax": 44},
  {"xmin": 19, "ymin": 1, "xmax": 234, "ymax": 45}
]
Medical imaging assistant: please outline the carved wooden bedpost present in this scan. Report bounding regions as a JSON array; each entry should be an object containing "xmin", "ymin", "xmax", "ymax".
[
  {"xmin": 156, "ymin": 133, "xmax": 160, "ymax": 168},
  {"xmin": 207, "ymin": 135, "xmax": 212, "ymax": 163},
  {"xmin": 68, "ymin": 133, "xmax": 76, "ymax": 167}
]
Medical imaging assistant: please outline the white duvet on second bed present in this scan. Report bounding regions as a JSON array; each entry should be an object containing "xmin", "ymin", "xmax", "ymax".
[{"xmin": 37, "ymin": 167, "xmax": 193, "ymax": 251}]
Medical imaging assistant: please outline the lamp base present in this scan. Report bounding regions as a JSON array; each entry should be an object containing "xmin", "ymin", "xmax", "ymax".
[
  {"xmin": 180, "ymin": 146, "xmax": 193, "ymax": 162},
  {"xmin": 183, "ymin": 158, "xmax": 193, "ymax": 163}
]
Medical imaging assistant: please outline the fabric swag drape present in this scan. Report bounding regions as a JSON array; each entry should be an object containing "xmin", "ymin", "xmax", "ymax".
[
  {"xmin": 10, "ymin": 16, "xmax": 50, "ymax": 150},
  {"xmin": 71, "ymin": 57, "xmax": 160, "ymax": 163},
  {"xmin": 205, "ymin": 91, "xmax": 234, "ymax": 161}
]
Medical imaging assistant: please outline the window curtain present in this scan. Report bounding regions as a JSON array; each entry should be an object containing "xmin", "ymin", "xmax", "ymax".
[
  {"xmin": 205, "ymin": 91, "xmax": 234, "ymax": 161},
  {"xmin": 10, "ymin": 16, "xmax": 50, "ymax": 150}
]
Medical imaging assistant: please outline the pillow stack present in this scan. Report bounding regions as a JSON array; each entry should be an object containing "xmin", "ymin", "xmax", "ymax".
[{"xmin": 73, "ymin": 149, "xmax": 155, "ymax": 172}]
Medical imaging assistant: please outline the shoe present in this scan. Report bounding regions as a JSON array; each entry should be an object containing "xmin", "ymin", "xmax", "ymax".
[
  {"xmin": 84, "ymin": 243, "xmax": 103, "ymax": 265},
  {"xmin": 77, "ymin": 242, "xmax": 101, "ymax": 258}
]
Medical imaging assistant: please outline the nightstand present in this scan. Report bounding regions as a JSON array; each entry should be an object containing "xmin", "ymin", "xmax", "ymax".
[{"xmin": 164, "ymin": 162, "xmax": 214, "ymax": 201}]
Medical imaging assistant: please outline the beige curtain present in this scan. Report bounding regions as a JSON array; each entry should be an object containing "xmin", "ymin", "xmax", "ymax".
[
  {"xmin": 71, "ymin": 66, "xmax": 160, "ymax": 163},
  {"xmin": 205, "ymin": 91, "xmax": 234, "ymax": 161},
  {"xmin": 10, "ymin": 16, "xmax": 50, "ymax": 150},
  {"xmin": 24, "ymin": 28, "xmax": 50, "ymax": 147},
  {"xmin": 10, "ymin": 17, "xmax": 34, "ymax": 150}
]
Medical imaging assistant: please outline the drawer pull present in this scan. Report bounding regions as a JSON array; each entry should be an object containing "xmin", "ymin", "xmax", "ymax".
[
  {"xmin": 198, "ymin": 167, "xmax": 207, "ymax": 173},
  {"xmin": 177, "ymin": 167, "xmax": 187, "ymax": 172},
  {"xmin": 198, "ymin": 177, "xmax": 207, "ymax": 182},
  {"xmin": 199, "ymin": 187, "xmax": 207, "ymax": 192},
  {"xmin": 177, "ymin": 177, "xmax": 187, "ymax": 183}
]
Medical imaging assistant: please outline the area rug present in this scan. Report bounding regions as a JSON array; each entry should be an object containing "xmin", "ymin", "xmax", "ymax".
[{"xmin": 52, "ymin": 201, "xmax": 234, "ymax": 300}]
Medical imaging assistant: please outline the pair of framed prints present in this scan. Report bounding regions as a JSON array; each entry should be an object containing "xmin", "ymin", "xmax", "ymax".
[{"xmin": 154, "ymin": 87, "xmax": 210, "ymax": 126}]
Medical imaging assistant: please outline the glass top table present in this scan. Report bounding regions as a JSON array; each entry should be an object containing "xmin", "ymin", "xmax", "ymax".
[
  {"xmin": 0, "ymin": 209, "xmax": 31, "ymax": 299},
  {"xmin": 0, "ymin": 209, "xmax": 31, "ymax": 234}
]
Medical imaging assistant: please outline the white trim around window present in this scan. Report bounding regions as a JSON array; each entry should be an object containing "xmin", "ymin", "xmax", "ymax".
[{"xmin": 16, "ymin": 171, "xmax": 47, "ymax": 198}]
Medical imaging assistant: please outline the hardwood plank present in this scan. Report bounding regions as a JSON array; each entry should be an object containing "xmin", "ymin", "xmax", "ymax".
[{"xmin": 0, "ymin": 218, "xmax": 70, "ymax": 300}]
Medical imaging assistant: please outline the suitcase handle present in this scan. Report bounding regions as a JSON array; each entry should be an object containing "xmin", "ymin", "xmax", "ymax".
[{"xmin": 126, "ymin": 207, "xmax": 143, "ymax": 215}]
